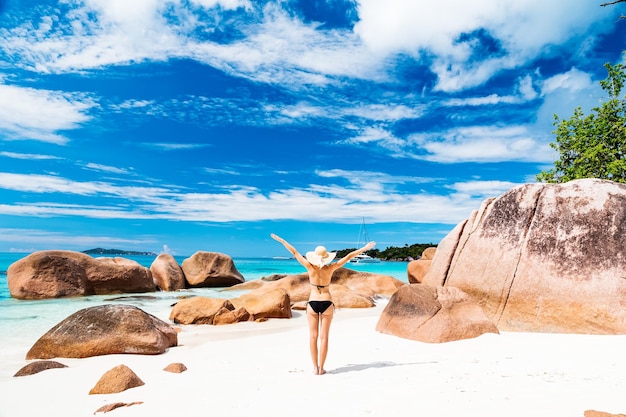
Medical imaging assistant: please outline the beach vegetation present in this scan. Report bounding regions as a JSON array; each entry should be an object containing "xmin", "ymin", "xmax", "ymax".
[
  {"xmin": 336, "ymin": 242, "xmax": 437, "ymax": 261},
  {"xmin": 537, "ymin": 62, "xmax": 626, "ymax": 183}
]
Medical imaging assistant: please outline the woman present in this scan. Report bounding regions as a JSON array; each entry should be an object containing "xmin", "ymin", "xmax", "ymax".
[{"xmin": 270, "ymin": 233, "xmax": 376, "ymax": 375}]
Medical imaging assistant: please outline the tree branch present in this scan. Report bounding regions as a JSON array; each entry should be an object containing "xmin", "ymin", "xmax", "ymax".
[{"xmin": 601, "ymin": 0, "xmax": 626, "ymax": 6}]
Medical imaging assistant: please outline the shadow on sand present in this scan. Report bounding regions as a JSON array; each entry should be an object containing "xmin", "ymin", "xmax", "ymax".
[{"xmin": 329, "ymin": 360, "xmax": 436, "ymax": 374}]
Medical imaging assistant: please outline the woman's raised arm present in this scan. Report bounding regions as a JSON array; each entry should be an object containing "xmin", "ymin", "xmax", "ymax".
[{"xmin": 270, "ymin": 233, "xmax": 309, "ymax": 266}]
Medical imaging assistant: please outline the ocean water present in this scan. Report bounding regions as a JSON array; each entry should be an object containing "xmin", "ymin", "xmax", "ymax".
[{"xmin": 0, "ymin": 252, "xmax": 408, "ymax": 362}]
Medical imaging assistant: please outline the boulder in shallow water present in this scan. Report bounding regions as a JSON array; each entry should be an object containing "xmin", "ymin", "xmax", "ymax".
[
  {"xmin": 181, "ymin": 251, "xmax": 245, "ymax": 287},
  {"xmin": 150, "ymin": 253, "xmax": 185, "ymax": 291},
  {"xmin": 7, "ymin": 250, "xmax": 154, "ymax": 299},
  {"xmin": 7, "ymin": 250, "xmax": 91, "ymax": 299}
]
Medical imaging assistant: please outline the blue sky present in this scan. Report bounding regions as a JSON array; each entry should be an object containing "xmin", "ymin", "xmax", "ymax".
[{"xmin": 0, "ymin": 0, "xmax": 624, "ymax": 257}]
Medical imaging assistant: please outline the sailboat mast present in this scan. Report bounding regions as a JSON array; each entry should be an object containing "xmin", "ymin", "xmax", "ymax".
[{"xmin": 357, "ymin": 217, "xmax": 370, "ymax": 247}]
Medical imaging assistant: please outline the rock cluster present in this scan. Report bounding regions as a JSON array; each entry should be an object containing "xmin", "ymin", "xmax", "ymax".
[
  {"xmin": 171, "ymin": 269, "xmax": 405, "ymax": 325},
  {"xmin": 7, "ymin": 251, "xmax": 153, "ymax": 299},
  {"xmin": 7, "ymin": 250, "xmax": 245, "ymax": 299}
]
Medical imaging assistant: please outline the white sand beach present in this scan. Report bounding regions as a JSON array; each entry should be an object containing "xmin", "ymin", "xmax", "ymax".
[{"xmin": 1, "ymin": 299, "xmax": 625, "ymax": 417}]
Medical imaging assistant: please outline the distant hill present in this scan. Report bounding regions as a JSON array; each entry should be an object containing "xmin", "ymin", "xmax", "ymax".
[{"xmin": 82, "ymin": 248, "xmax": 157, "ymax": 256}]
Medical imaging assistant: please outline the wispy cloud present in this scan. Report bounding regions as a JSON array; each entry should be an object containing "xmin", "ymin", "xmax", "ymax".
[
  {"xmin": 0, "ymin": 171, "xmax": 512, "ymax": 224},
  {"xmin": 354, "ymin": 0, "xmax": 614, "ymax": 91},
  {"xmin": 142, "ymin": 142, "xmax": 213, "ymax": 151},
  {"xmin": 82, "ymin": 163, "xmax": 133, "ymax": 174},
  {"xmin": 0, "ymin": 227, "xmax": 157, "ymax": 247},
  {"xmin": 407, "ymin": 125, "xmax": 553, "ymax": 163},
  {"xmin": 0, "ymin": 151, "xmax": 62, "ymax": 160},
  {"xmin": 0, "ymin": 82, "xmax": 94, "ymax": 144},
  {"xmin": 3, "ymin": 0, "xmax": 610, "ymax": 93}
]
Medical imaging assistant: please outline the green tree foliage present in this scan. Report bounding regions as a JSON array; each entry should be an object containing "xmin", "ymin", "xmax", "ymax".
[
  {"xmin": 336, "ymin": 242, "xmax": 437, "ymax": 261},
  {"xmin": 536, "ymin": 62, "xmax": 626, "ymax": 183}
]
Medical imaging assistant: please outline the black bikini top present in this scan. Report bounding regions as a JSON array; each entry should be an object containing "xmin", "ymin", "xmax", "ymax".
[{"xmin": 310, "ymin": 283, "xmax": 329, "ymax": 291}]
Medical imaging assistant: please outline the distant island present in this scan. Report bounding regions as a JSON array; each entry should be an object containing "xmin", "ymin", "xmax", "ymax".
[{"xmin": 82, "ymin": 248, "xmax": 157, "ymax": 256}]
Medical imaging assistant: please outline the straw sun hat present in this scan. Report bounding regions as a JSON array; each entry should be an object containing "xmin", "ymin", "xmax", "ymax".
[{"xmin": 305, "ymin": 246, "xmax": 336, "ymax": 267}]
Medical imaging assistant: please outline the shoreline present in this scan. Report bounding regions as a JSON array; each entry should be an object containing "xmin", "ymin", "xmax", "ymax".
[{"xmin": 1, "ymin": 299, "xmax": 626, "ymax": 417}]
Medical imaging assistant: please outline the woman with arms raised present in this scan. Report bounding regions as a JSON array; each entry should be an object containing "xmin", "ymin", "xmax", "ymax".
[{"xmin": 270, "ymin": 233, "xmax": 376, "ymax": 375}]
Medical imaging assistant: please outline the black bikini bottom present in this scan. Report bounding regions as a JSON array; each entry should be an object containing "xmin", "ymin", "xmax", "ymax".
[{"xmin": 308, "ymin": 300, "xmax": 333, "ymax": 314}]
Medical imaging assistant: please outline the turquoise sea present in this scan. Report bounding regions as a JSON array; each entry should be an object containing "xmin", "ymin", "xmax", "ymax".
[{"xmin": 0, "ymin": 252, "xmax": 408, "ymax": 365}]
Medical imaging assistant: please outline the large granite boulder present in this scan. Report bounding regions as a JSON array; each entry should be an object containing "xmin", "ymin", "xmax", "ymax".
[
  {"xmin": 260, "ymin": 273, "xmax": 311, "ymax": 303},
  {"xmin": 8, "ymin": 251, "xmax": 91, "ymax": 299},
  {"xmin": 407, "ymin": 247, "xmax": 437, "ymax": 284},
  {"xmin": 7, "ymin": 251, "xmax": 154, "ymax": 299},
  {"xmin": 181, "ymin": 251, "xmax": 245, "ymax": 287},
  {"xmin": 26, "ymin": 305, "xmax": 177, "ymax": 359},
  {"xmin": 326, "ymin": 283, "xmax": 376, "ymax": 308},
  {"xmin": 421, "ymin": 247, "xmax": 437, "ymax": 260},
  {"xmin": 376, "ymin": 284, "xmax": 498, "ymax": 343},
  {"xmin": 423, "ymin": 178, "xmax": 626, "ymax": 334},
  {"xmin": 407, "ymin": 259, "xmax": 432, "ymax": 284},
  {"xmin": 150, "ymin": 254, "xmax": 185, "ymax": 291},
  {"xmin": 88, "ymin": 257, "xmax": 154, "ymax": 295},
  {"xmin": 331, "ymin": 268, "xmax": 405, "ymax": 298}
]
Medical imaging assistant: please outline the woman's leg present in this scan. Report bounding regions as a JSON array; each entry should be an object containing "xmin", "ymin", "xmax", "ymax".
[
  {"xmin": 306, "ymin": 306, "xmax": 320, "ymax": 374},
  {"xmin": 317, "ymin": 307, "xmax": 334, "ymax": 375}
]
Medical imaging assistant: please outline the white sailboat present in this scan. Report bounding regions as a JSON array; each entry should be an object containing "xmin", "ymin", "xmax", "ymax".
[{"xmin": 349, "ymin": 218, "xmax": 381, "ymax": 264}]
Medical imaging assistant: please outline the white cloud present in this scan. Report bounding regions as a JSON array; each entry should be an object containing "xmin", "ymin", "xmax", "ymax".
[
  {"xmin": 0, "ymin": 151, "xmax": 62, "ymax": 160},
  {"xmin": 83, "ymin": 163, "xmax": 132, "ymax": 174},
  {"xmin": 443, "ymin": 75, "xmax": 538, "ymax": 107},
  {"xmin": 189, "ymin": 0, "xmax": 251, "ymax": 10},
  {"xmin": 346, "ymin": 104, "xmax": 424, "ymax": 121},
  {"xmin": 142, "ymin": 142, "xmax": 213, "ymax": 151},
  {"xmin": 444, "ymin": 93, "xmax": 519, "ymax": 107},
  {"xmin": 535, "ymin": 67, "xmax": 602, "ymax": 130},
  {"xmin": 0, "ymin": 228, "xmax": 156, "ymax": 247},
  {"xmin": 518, "ymin": 74, "xmax": 538, "ymax": 100},
  {"xmin": 0, "ymin": 0, "xmax": 614, "ymax": 95},
  {"xmin": 0, "ymin": 172, "xmax": 171, "ymax": 199},
  {"xmin": 185, "ymin": 3, "xmax": 384, "ymax": 86},
  {"xmin": 450, "ymin": 180, "xmax": 519, "ymax": 197},
  {"xmin": 541, "ymin": 68, "xmax": 594, "ymax": 95},
  {"xmin": 0, "ymin": 171, "xmax": 509, "ymax": 225},
  {"xmin": 354, "ymin": 0, "xmax": 614, "ymax": 91},
  {"xmin": 316, "ymin": 169, "xmax": 435, "ymax": 186},
  {"xmin": 408, "ymin": 125, "xmax": 553, "ymax": 163},
  {"xmin": 0, "ymin": 83, "xmax": 93, "ymax": 144},
  {"xmin": 340, "ymin": 127, "xmax": 405, "ymax": 154}
]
